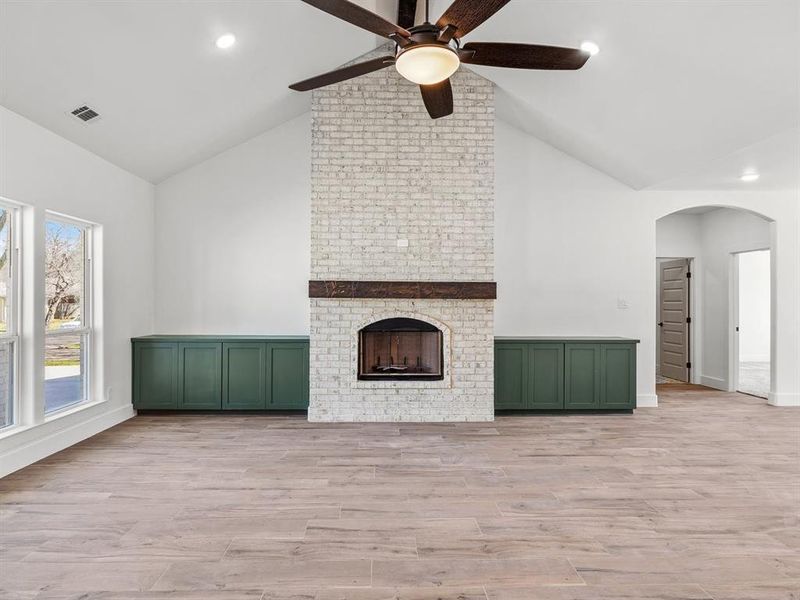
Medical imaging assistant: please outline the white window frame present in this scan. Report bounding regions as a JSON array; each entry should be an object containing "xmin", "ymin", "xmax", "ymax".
[
  {"xmin": 43, "ymin": 214, "xmax": 94, "ymax": 414},
  {"xmin": 0, "ymin": 201, "xmax": 20, "ymax": 429}
]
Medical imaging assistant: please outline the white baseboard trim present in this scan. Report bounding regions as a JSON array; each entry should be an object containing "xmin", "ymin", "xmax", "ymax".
[
  {"xmin": 768, "ymin": 393, "xmax": 800, "ymax": 407},
  {"xmin": 0, "ymin": 404, "xmax": 135, "ymax": 478},
  {"xmin": 700, "ymin": 375, "xmax": 726, "ymax": 390},
  {"xmin": 637, "ymin": 394, "xmax": 658, "ymax": 408}
]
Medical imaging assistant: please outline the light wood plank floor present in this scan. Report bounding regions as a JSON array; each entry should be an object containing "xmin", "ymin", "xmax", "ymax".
[{"xmin": 2, "ymin": 387, "xmax": 799, "ymax": 599}]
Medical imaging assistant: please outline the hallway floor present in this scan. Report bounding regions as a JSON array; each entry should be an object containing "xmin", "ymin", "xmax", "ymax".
[{"xmin": 2, "ymin": 387, "xmax": 798, "ymax": 599}]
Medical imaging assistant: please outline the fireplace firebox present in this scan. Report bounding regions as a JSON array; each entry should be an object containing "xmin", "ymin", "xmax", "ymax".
[{"xmin": 358, "ymin": 318, "xmax": 443, "ymax": 381}]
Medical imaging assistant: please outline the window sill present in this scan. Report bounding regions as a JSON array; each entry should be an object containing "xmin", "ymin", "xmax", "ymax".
[
  {"xmin": 0, "ymin": 422, "xmax": 35, "ymax": 441},
  {"xmin": 44, "ymin": 397, "xmax": 106, "ymax": 423},
  {"xmin": 0, "ymin": 398, "xmax": 109, "ymax": 441}
]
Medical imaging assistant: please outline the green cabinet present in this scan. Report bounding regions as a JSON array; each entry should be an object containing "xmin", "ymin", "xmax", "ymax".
[
  {"xmin": 494, "ymin": 343, "xmax": 528, "ymax": 409},
  {"xmin": 266, "ymin": 343, "xmax": 309, "ymax": 409},
  {"xmin": 564, "ymin": 344, "xmax": 601, "ymax": 409},
  {"xmin": 599, "ymin": 343, "xmax": 636, "ymax": 409},
  {"xmin": 132, "ymin": 336, "xmax": 309, "ymax": 411},
  {"xmin": 223, "ymin": 342, "xmax": 266, "ymax": 409},
  {"xmin": 133, "ymin": 343, "xmax": 178, "ymax": 409},
  {"xmin": 178, "ymin": 343, "xmax": 222, "ymax": 409},
  {"xmin": 529, "ymin": 343, "xmax": 565, "ymax": 409},
  {"xmin": 495, "ymin": 338, "xmax": 638, "ymax": 411},
  {"xmin": 494, "ymin": 342, "xmax": 564, "ymax": 409},
  {"xmin": 133, "ymin": 335, "xmax": 634, "ymax": 414}
]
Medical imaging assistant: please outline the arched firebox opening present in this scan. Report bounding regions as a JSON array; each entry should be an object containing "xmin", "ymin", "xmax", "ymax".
[{"xmin": 358, "ymin": 318, "xmax": 444, "ymax": 381}]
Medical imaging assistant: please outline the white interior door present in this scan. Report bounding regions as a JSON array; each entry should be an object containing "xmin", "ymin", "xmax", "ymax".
[{"xmin": 659, "ymin": 258, "xmax": 690, "ymax": 382}]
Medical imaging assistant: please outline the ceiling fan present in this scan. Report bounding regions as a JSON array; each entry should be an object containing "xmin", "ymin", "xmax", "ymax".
[{"xmin": 289, "ymin": 0, "xmax": 591, "ymax": 119}]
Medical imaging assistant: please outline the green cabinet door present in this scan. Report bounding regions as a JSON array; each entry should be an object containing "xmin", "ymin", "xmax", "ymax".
[
  {"xmin": 528, "ymin": 343, "xmax": 564, "ymax": 409},
  {"xmin": 222, "ymin": 342, "xmax": 266, "ymax": 409},
  {"xmin": 178, "ymin": 343, "xmax": 222, "ymax": 409},
  {"xmin": 494, "ymin": 343, "xmax": 528, "ymax": 409},
  {"xmin": 600, "ymin": 344, "xmax": 636, "ymax": 409},
  {"xmin": 564, "ymin": 344, "xmax": 601, "ymax": 409},
  {"xmin": 266, "ymin": 343, "xmax": 309, "ymax": 409},
  {"xmin": 133, "ymin": 343, "xmax": 178, "ymax": 409}
]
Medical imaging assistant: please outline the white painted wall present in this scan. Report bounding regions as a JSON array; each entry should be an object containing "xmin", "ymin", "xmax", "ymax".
[
  {"xmin": 154, "ymin": 113, "xmax": 310, "ymax": 334},
  {"xmin": 494, "ymin": 119, "xmax": 656, "ymax": 404},
  {"xmin": 0, "ymin": 106, "xmax": 155, "ymax": 476},
  {"xmin": 151, "ymin": 112, "xmax": 800, "ymax": 409},
  {"xmin": 656, "ymin": 213, "xmax": 703, "ymax": 258},
  {"xmin": 739, "ymin": 250, "xmax": 771, "ymax": 362}
]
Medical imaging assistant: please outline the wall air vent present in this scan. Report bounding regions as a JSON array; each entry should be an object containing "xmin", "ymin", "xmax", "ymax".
[{"xmin": 69, "ymin": 104, "xmax": 101, "ymax": 124}]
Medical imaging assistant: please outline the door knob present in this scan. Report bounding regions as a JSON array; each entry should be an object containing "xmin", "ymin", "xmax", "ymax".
[{"xmin": 658, "ymin": 322, "xmax": 663, "ymax": 327}]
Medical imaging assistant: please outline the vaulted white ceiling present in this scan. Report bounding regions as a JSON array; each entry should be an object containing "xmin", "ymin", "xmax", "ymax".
[
  {"xmin": 0, "ymin": 1, "xmax": 378, "ymax": 182},
  {"xmin": 1, "ymin": 0, "xmax": 797, "ymax": 190}
]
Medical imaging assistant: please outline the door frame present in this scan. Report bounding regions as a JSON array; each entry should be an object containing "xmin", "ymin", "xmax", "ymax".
[
  {"xmin": 656, "ymin": 257, "xmax": 696, "ymax": 384},
  {"xmin": 729, "ymin": 248, "xmax": 771, "ymax": 394}
]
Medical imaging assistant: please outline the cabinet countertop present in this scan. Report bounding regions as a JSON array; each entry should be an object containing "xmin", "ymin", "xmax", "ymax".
[
  {"xmin": 133, "ymin": 335, "xmax": 639, "ymax": 343},
  {"xmin": 495, "ymin": 337, "xmax": 640, "ymax": 343},
  {"xmin": 132, "ymin": 335, "xmax": 310, "ymax": 342}
]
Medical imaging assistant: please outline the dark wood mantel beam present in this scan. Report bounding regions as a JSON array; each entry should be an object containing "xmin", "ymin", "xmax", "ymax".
[{"xmin": 308, "ymin": 281, "xmax": 497, "ymax": 300}]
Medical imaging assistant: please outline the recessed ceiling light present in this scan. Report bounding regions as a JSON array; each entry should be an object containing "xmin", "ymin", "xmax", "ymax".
[
  {"xmin": 740, "ymin": 171, "xmax": 760, "ymax": 182},
  {"xmin": 580, "ymin": 41, "xmax": 600, "ymax": 56},
  {"xmin": 215, "ymin": 33, "xmax": 236, "ymax": 49}
]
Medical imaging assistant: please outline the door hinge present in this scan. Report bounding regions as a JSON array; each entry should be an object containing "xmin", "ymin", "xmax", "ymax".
[
  {"xmin": 686, "ymin": 271, "xmax": 692, "ymax": 278},
  {"xmin": 686, "ymin": 362, "xmax": 692, "ymax": 369},
  {"xmin": 686, "ymin": 317, "xmax": 691, "ymax": 324}
]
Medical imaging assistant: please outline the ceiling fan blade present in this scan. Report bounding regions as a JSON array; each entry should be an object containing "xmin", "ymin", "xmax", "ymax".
[
  {"xmin": 420, "ymin": 79, "xmax": 453, "ymax": 119},
  {"xmin": 289, "ymin": 56, "xmax": 395, "ymax": 91},
  {"xmin": 435, "ymin": 0, "xmax": 510, "ymax": 39},
  {"xmin": 300, "ymin": 0, "xmax": 410, "ymax": 39},
  {"xmin": 460, "ymin": 42, "xmax": 590, "ymax": 70},
  {"xmin": 397, "ymin": 0, "xmax": 418, "ymax": 29}
]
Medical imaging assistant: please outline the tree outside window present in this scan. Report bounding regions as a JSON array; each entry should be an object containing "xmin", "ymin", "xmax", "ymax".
[
  {"xmin": 44, "ymin": 219, "xmax": 90, "ymax": 413},
  {"xmin": 45, "ymin": 221, "xmax": 84, "ymax": 330}
]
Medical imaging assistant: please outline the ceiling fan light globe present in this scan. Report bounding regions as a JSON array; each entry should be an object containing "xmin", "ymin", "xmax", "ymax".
[{"xmin": 395, "ymin": 45, "xmax": 460, "ymax": 85}]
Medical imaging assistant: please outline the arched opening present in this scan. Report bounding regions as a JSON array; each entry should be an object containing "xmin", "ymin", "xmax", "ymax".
[
  {"xmin": 655, "ymin": 205, "xmax": 773, "ymax": 400},
  {"xmin": 357, "ymin": 317, "xmax": 444, "ymax": 381}
]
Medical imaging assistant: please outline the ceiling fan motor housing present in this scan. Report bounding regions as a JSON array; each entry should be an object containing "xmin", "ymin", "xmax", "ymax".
[{"xmin": 394, "ymin": 23, "xmax": 460, "ymax": 57}]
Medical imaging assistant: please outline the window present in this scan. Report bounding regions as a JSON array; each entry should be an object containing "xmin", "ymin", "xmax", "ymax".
[
  {"xmin": 44, "ymin": 217, "xmax": 92, "ymax": 414},
  {"xmin": 0, "ymin": 205, "xmax": 17, "ymax": 428}
]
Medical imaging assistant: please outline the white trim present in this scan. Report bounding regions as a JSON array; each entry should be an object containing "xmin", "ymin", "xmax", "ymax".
[
  {"xmin": 45, "ymin": 328, "xmax": 90, "ymax": 337},
  {"xmin": 0, "ymin": 202, "xmax": 21, "ymax": 430},
  {"xmin": 700, "ymin": 375, "xmax": 726, "ymax": 390},
  {"xmin": 0, "ymin": 403, "xmax": 133, "ymax": 478},
  {"xmin": 43, "ymin": 210, "xmax": 97, "ymax": 229},
  {"xmin": 637, "ymin": 394, "xmax": 658, "ymax": 408},
  {"xmin": 767, "ymin": 392, "xmax": 800, "ymax": 407},
  {"xmin": 729, "ymin": 252, "xmax": 740, "ymax": 392}
]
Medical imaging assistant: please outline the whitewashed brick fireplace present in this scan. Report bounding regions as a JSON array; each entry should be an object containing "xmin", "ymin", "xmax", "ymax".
[{"xmin": 308, "ymin": 48, "xmax": 495, "ymax": 422}]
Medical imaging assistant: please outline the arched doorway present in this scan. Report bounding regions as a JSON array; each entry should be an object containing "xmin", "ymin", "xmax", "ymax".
[{"xmin": 655, "ymin": 205, "xmax": 774, "ymax": 400}]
